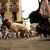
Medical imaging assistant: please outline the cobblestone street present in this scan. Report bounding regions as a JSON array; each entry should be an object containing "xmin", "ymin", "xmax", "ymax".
[{"xmin": 0, "ymin": 37, "xmax": 50, "ymax": 50}]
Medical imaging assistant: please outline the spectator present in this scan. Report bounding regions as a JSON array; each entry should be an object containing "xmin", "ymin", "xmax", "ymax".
[
  {"xmin": 0, "ymin": 14, "xmax": 3, "ymax": 28},
  {"xmin": 0, "ymin": 28, "xmax": 2, "ymax": 39}
]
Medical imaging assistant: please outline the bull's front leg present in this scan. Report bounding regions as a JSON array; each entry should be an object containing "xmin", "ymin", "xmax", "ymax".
[
  {"xmin": 24, "ymin": 30, "xmax": 31, "ymax": 38},
  {"xmin": 29, "ymin": 30, "xmax": 33, "ymax": 37}
]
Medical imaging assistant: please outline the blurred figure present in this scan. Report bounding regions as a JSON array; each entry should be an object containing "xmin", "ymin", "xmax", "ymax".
[
  {"xmin": 40, "ymin": 0, "xmax": 50, "ymax": 17},
  {"xmin": 0, "ymin": 28, "xmax": 2, "ymax": 39},
  {"xmin": 0, "ymin": 14, "xmax": 3, "ymax": 28},
  {"xmin": 1, "ymin": 25, "xmax": 6, "ymax": 39}
]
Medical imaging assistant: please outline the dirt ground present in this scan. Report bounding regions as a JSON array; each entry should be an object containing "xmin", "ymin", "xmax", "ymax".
[{"xmin": 0, "ymin": 38, "xmax": 50, "ymax": 50}]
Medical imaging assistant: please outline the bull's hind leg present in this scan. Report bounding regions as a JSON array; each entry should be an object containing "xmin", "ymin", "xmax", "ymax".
[
  {"xmin": 29, "ymin": 30, "xmax": 34, "ymax": 37},
  {"xmin": 24, "ymin": 30, "xmax": 33, "ymax": 38},
  {"xmin": 24, "ymin": 30, "xmax": 29, "ymax": 38}
]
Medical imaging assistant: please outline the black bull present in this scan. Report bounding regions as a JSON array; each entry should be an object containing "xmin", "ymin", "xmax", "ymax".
[{"xmin": 28, "ymin": 11, "xmax": 50, "ymax": 37}]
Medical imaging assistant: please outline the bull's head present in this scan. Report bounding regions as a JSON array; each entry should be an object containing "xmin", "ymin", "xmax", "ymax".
[
  {"xmin": 2, "ymin": 19, "xmax": 8, "ymax": 26},
  {"xmin": 2, "ymin": 19, "xmax": 11, "ymax": 29}
]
